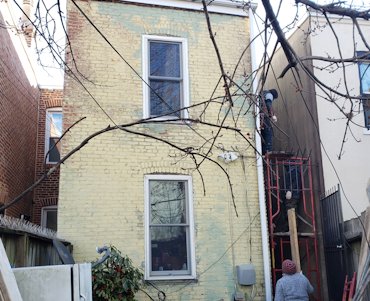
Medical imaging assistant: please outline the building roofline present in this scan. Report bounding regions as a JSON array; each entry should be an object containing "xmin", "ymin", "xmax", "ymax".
[{"xmin": 118, "ymin": 0, "xmax": 256, "ymax": 17}]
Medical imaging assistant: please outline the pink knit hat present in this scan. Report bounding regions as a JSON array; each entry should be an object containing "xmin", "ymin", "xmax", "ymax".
[{"xmin": 282, "ymin": 259, "xmax": 297, "ymax": 275}]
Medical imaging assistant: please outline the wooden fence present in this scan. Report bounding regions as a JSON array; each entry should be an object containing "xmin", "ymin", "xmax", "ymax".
[{"xmin": 0, "ymin": 227, "xmax": 71, "ymax": 268}]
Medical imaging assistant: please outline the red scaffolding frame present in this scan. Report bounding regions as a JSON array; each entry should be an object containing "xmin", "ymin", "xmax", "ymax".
[{"xmin": 264, "ymin": 153, "xmax": 321, "ymax": 300}]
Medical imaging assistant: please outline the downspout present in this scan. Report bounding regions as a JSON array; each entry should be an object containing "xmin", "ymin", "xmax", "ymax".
[{"xmin": 249, "ymin": 5, "xmax": 272, "ymax": 301}]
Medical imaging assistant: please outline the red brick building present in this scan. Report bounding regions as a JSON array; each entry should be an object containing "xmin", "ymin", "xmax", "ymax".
[
  {"xmin": 32, "ymin": 89, "xmax": 63, "ymax": 230},
  {"xmin": 0, "ymin": 9, "xmax": 40, "ymax": 219},
  {"xmin": 0, "ymin": 5, "xmax": 62, "ymax": 229}
]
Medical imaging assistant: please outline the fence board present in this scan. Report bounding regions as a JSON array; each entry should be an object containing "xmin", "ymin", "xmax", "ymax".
[{"xmin": 0, "ymin": 227, "xmax": 71, "ymax": 268}]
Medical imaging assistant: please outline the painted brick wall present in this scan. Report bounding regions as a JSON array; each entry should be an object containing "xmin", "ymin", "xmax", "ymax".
[
  {"xmin": 0, "ymin": 11, "xmax": 39, "ymax": 219},
  {"xmin": 32, "ymin": 89, "xmax": 63, "ymax": 225},
  {"xmin": 60, "ymin": 2, "xmax": 264, "ymax": 300}
]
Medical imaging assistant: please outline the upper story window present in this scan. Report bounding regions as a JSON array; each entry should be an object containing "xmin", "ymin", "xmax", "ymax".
[
  {"xmin": 144, "ymin": 174, "xmax": 196, "ymax": 280},
  {"xmin": 45, "ymin": 108, "xmax": 63, "ymax": 163},
  {"xmin": 358, "ymin": 52, "xmax": 370, "ymax": 130},
  {"xmin": 142, "ymin": 35, "xmax": 189, "ymax": 119}
]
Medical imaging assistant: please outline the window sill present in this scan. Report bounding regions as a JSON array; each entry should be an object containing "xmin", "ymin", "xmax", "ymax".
[
  {"xmin": 363, "ymin": 128, "xmax": 370, "ymax": 135},
  {"xmin": 144, "ymin": 278, "xmax": 198, "ymax": 284},
  {"xmin": 144, "ymin": 116, "xmax": 192, "ymax": 125}
]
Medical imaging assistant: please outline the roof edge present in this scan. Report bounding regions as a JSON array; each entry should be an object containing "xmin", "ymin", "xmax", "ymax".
[{"xmin": 118, "ymin": 0, "xmax": 254, "ymax": 17}]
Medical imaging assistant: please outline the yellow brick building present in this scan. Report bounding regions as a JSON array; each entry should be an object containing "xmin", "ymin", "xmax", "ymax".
[{"xmin": 59, "ymin": 0, "xmax": 266, "ymax": 300}]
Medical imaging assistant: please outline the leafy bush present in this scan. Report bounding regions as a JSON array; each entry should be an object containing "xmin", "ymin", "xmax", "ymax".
[{"xmin": 92, "ymin": 246, "xmax": 143, "ymax": 301}]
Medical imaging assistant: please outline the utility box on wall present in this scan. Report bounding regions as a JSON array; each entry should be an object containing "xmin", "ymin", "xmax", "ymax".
[{"xmin": 236, "ymin": 264, "xmax": 256, "ymax": 285}]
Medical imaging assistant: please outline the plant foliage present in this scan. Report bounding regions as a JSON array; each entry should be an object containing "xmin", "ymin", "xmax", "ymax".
[{"xmin": 92, "ymin": 246, "xmax": 143, "ymax": 301}]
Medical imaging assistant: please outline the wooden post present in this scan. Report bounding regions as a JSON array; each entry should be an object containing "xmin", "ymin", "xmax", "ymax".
[
  {"xmin": 288, "ymin": 208, "xmax": 301, "ymax": 272},
  {"xmin": 0, "ymin": 239, "xmax": 23, "ymax": 300},
  {"xmin": 15, "ymin": 234, "xmax": 28, "ymax": 267}
]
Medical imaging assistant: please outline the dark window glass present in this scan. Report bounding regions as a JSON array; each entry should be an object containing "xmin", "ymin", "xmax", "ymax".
[
  {"xmin": 150, "ymin": 80, "xmax": 181, "ymax": 117},
  {"xmin": 49, "ymin": 137, "xmax": 61, "ymax": 162},
  {"xmin": 46, "ymin": 111, "xmax": 62, "ymax": 162},
  {"xmin": 364, "ymin": 99, "xmax": 370, "ymax": 129},
  {"xmin": 46, "ymin": 210, "xmax": 57, "ymax": 231},
  {"xmin": 359, "ymin": 62, "xmax": 370, "ymax": 95},
  {"xmin": 358, "ymin": 55, "xmax": 370, "ymax": 129},
  {"xmin": 149, "ymin": 180, "xmax": 189, "ymax": 275},
  {"xmin": 149, "ymin": 41, "xmax": 182, "ymax": 117},
  {"xmin": 150, "ymin": 42, "xmax": 180, "ymax": 77},
  {"xmin": 150, "ymin": 226, "xmax": 188, "ymax": 272}
]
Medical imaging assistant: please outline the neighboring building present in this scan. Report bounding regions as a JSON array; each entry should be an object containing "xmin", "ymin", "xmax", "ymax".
[
  {"xmin": 0, "ymin": 1, "xmax": 62, "ymax": 230},
  {"xmin": 59, "ymin": 0, "xmax": 267, "ymax": 300},
  {"xmin": 0, "ymin": 0, "xmax": 40, "ymax": 219},
  {"xmin": 265, "ymin": 13, "xmax": 370, "ymax": 301},
  {"xmin": 32, "ymin": 89, "xmax": 63, "ymax": 231}
]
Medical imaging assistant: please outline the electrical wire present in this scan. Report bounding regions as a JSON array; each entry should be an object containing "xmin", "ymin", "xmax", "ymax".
[
  {"xmin": 0, "ymin": 58, "xmax": 40, "ymax": 108},
  {"xmin": 68, "ymin": 0, "xmax": 235, "ymax": 156},
  {"xmin": 16, "ymin": 0, "xmax": 232, "ymax": 162},
  {"xmin": 251, "ymin": 3, "xmax": 370, "ymax": 248},
  {"xmin": 163, "ymin": 212, "xmax": 260, "ymax": 296},
  {"xmin": 0, "ymin": 89, "xmax": 38, "ymax": 124}
]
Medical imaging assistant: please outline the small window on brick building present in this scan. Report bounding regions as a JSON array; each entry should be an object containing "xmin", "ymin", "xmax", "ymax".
[
  {"xmin": 144, "ymin": 175, "xmax": 196, "ymax": 280},
  {"xmin": 142, "ymin": 35, "xmax": 189, "ymax": 119},
  {"xmin": 358, "ymin": 52, "xmax": 370, "ymax": 130},
  {"xmin": 45, "ymin": 108, "xmax": 62, "ymax": 163},
  {"xmin": 41, "ymin": 206, "xmax": 57, "ymax": 231}
]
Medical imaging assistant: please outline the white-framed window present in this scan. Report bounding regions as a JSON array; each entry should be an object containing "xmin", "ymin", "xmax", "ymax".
[
  {"xmin": 41, "ymin": 206, "xmax": 57, "ymax": 231},
  {"xmin": 144, "ymin": 174, "xmax": 196, "ymax": 280},
  {"xmin": 45, "ymin": 108, "xmax": 63, "ymax": 163},
  {"xmin": 358, "ymin": 52, "xmax": 370, "ymax": 132},
  {"xmin": 142, "ymin": 35, "xmax": 189, "ymax": 119}
]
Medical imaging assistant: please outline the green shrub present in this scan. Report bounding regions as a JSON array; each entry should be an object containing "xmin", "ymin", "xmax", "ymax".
[{"xmin": 92, "ymin": 246, "xmax": 143, "ymax": 301}]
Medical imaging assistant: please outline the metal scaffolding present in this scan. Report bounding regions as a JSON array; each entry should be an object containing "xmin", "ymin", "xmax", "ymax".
[{"xmin": 264, "ymin": 153, "xmax": 322, "ymax": 300}]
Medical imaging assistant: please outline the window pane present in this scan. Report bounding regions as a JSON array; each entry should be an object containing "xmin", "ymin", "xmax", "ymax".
[
  {"xmin": 150, "ymin": 42, "xmax": 180, "ymax": 77},
  {"xmin": 364, "ymin": 99, "xmax": 370, "ymax": 129},
  {"xmin": 49, "ymin": 137, "xmax": 61, "ymax": 162},
  {"xmin": 46, "ymin": 210, "xmax": 58, "ymax": 231},
  {"xmin": 150, "ymin": 80, "xmax": 181, "ymax": 116},
  {"xmin": 49, "ymin": 112, "xmax": 63, "ymax": 137},
  {"xmin": 151, "ymin": 226, "xmax": 188, "ymax": 272},
  {"xmin": 150, "ymin": 180, "xmax": 186, "ymax": 224}
]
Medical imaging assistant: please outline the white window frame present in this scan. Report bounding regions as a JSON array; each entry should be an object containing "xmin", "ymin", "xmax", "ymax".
[
  {"xmin": 142, "ymin": 35, "xmax": 189, "ymax": 120},
  {"xmin": 144, "ymin": 174, "xmax": 196, "ymax": 280},
  {"xmin": 45, "ymin": 108, "xmax": 63, "ymax": 163},
  {"xmin": 357, "ymin": 52, "xmax": 370, "ymax": 134},
  {"xmin": 41, "ymin": 205, "xmax": 57, "ymax": 230}
]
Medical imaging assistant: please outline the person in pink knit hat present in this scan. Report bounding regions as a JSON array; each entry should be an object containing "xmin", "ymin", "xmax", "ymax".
[{"xmin": 274, "ymin": 259, "xmax": 314, "ymax": 301}]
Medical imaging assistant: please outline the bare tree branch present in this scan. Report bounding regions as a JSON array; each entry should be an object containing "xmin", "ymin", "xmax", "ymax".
[
  {"xmin": 261, "ymin": 0, "xmax": 297, "ymax": 77},
  {"xmin": 297, "ymin": 0, "xmax": 370, "ymax": 20}
]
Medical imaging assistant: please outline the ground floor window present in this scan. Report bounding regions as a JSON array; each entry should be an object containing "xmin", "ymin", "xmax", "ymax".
[
  {"xmin": 41, "ymin": 206, "xmax": 57, "ymax": 231},
  {"xmin": 144, "ymin": 175, "xmax": 195, "ymax": 280}
]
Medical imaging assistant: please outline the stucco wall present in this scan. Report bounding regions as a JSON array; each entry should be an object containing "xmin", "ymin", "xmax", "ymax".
[
  {"xmin": 265, "ymin": 15, "xmax": 370, "ymax": 220},
  {"xmin": 310, "ymin": 16, "xmax": 370, "ymax": 220},
  {"xmin": 59, "ymin": 1, "xmax": 264, "ymax": 300}
]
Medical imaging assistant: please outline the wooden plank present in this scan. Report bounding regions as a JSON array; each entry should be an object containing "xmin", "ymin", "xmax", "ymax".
[
  {"xmin": 288, "ymin": 208, "xmax": 301, "ymax": 272},
  {"xmin": 15, "ymin": 235, "xmax": 27, "ymax": 267},
  {"xmin": 0, "ymin": 238, "xmax": 23, "ymax": 301}
]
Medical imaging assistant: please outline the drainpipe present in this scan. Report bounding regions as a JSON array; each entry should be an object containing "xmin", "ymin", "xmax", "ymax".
[{"xmin": 249, "ymin": 4, "xmax": 273, "ymax": 301}]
